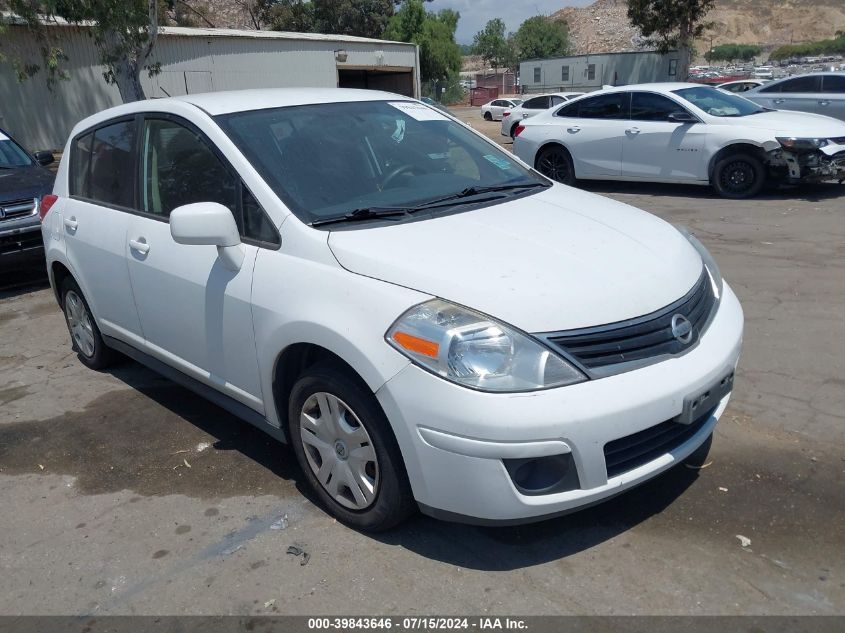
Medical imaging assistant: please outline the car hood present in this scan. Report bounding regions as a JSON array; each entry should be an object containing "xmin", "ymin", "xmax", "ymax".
[
  {"xmin": 328, "ymin": 185, "xmax": 704, "ymax": 332},
  {"xmin": 0, "ymin": 166, "xmax": 55, "ymax": 201},
  {"xmin": 720, "ymin": 109, "xmax": 845, "ymax": 135}
]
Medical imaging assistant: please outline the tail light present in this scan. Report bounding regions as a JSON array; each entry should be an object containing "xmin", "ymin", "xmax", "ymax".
[
  {"xmin": 39, "ymin": 194, "xmax": 58, "ymax": 221},
  {"xmin": 513, "ymin": 125, "xmax": 526, "ymax": 138},
  {"xmin": 503, "ymin": 112, "xmax": 510, "ymax": 118}
]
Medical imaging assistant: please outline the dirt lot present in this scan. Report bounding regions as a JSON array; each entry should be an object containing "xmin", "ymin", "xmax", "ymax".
[{"xmin": 1, "ymin": 109, "xmax": 843, "ymax": 616}]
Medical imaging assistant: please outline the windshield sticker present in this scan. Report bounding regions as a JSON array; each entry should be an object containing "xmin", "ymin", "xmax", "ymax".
[
  {"xmin": 391, "ymin": 119, "xmax": 406, "ymax": 143},
  {"xmin": 483, "ymin": 154, "xmax": 512, "ymax": 170},
  {"xmin": 0, "ymin": 132, "xmax": 8, "ymax": 141},
  {"xmin": 388, "ymin": 101, "xmax": 450, "ymax": 121}
]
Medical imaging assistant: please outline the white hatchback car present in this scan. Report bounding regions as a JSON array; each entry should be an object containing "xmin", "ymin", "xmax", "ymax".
[
  {"xmin": 514, "ymin": 83, "xmax": 845, "ymax": 198},
  {"xmin": 500, "ymin": 92, "xmax": 584, "ymax": 139},
  {"xmin": 41, "ymin": 89, "xmax": 743, "ymax": 530}
]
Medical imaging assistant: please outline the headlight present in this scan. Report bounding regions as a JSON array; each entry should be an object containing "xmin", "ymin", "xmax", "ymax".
[
  {"xmin": 386, "ymin": 299, "xmax": 586, "ymax": 392},
  {"xmin": 676, "ymin": 225, "xmax": 723, "ymax": 300},
  {"xmin": 776, "ymin": 137, "xmax": 828, "ymax": 152}
]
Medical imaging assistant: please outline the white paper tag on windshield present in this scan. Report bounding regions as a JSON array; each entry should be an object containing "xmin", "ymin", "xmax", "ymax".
[
  {"xmin": 388, "ymin": 101, "xmax": 449, "ymax": 121},
  {"xmin": 0, "ymin": 132, "xmax": 8, "ymax": 141}
]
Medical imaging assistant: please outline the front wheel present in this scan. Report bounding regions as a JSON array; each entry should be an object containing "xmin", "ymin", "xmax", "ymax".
[
  {"xmin": 712, "ymin": 153, "xmax": 766, "ymax": 199},
  {"xmin": 536, "ymin": 145, "xmax": 577, "ymax": 186},
  {"xmin": 288, "ymin": 363, "xmax": 415, "ymax": 531}
]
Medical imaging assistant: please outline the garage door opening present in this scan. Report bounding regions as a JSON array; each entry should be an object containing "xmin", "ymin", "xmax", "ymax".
[{"xmin": 338, "ymin": 68, "xmax": 415, "ymax": 97}]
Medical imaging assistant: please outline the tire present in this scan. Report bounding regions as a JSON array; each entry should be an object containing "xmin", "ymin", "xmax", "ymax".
[
  {"xmin": 60, "ymin": 277, "xmax": 117, "ymax": 370},
  {"xmin": 712, "ymin": 153, "xmax": 766, "ymax": 199},
  {"xmin": 483, "ymin": 111, "xmax": 493, "ymax": 121},
  {"xmin": 510, "ymin": 123, "xmax": 519, "ymax": 139},
  {"xmin": 287, "ymin": 362, "xmax": 415, "ymax": 531},
  {"xmin": 536, "ymin": 145, "xmax": 577, "ymax": 186}
]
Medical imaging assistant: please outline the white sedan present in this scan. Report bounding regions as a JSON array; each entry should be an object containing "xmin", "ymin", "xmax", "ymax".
[
  {"xmin": 514, "ymin": 82, "xmax": 845, "ymax": 198},
  {"xmin": 500, "ymin": 92, "xmax": 584, "ymax": 139},
  {"xmin": 480, "ymin": 97, "xmax": 522, "ymax": 121}
]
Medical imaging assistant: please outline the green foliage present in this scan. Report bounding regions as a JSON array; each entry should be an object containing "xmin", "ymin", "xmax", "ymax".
[
  {"xmin": 627, "ymin": 0, "xmax": 715, "ymax": 53},
  {"xmin": 264, "ymin": 0, "xmax": 316, "ymax": 32},
  {"xmin": 385, "ymin": 0, "xmax": 461, "ymax": 83},
  {"xmin": 769, "ymin": 33, "xmax": 845, "ymax": 60},
  {"xmin": 266, "ymin": 0, "xmax": 395, "ymax": 38},
  {"xmin": 708, "ymin": 43, "xmax": 762, "ymax": 62},
  {"xmin": 471, "ymin": 18, "xmax": 514, "ymax": 70},
  {"xmin": 512, "ymin": 16, "xmax": 568, "ymax": 61}
]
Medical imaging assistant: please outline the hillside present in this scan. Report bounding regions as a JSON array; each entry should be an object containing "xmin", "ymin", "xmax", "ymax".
[{"xmin": 552, "ymin": 0, "xmax": 845, "ymax": 57}]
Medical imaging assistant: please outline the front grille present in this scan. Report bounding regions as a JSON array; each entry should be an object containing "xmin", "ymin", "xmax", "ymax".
[
  {"xmin": 543, "ymin": 270, "xmax": 716, "ymax": 372},
  {"xmin": 603, "ymin": 409, "xmax": 713, "ymax": 479},
  {"xmin": 0, "ymin": 198, "xmax": 37, "ymax": 222},
  {"xmin": 0, "ymin": 231, "xmax": 43, "ymax": 256}
]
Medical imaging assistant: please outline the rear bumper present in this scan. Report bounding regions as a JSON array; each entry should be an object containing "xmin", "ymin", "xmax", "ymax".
[{"xmin": 376, "ymin": 283, "xmax": 743, "ymax": 524}]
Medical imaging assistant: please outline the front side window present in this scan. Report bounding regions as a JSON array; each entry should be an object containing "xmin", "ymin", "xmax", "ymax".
[
  {"xmin": 72, "ymin": 120, "xmax": 136, "ymax": 208},
  {"xmin": 763, "ymin": 75, "xmax": 821, "ymax": 93},
  {"xmin": 141, "ymin": 119, "xmax": 237, "ymax": 218},
  {"xmin": 216, "ymin": 100, "xmax": 545, "ymax": 226},
  {"xmin": 576, "ymin": 93, "xmax": 626, "ymax": 119},
  {"xmin": 673, "ymin": 86, "xmax": 767, "ymax": 117},
  {"xmin": 630, "ymin": 92, "xmax": 687, "ymax": 121}
]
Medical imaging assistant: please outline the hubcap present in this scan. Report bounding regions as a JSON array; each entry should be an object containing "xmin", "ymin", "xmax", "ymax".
[
  {"xmin": 300, "ymin": 392, "xmax": 379, "ymax": 510},
  {"xmin": 538, "ymin": 150, "xmax": 571, "ymax": 183},
  {"xmin": 721, "ymin": 160, "xmax": 755, "ymax": 193},
  {"xmin": 64, "ymin": 290, "xmax": 95, "ymax": 358}
]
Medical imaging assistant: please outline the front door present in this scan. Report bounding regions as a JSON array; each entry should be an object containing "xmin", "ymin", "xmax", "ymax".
[{"xmin": 125, "ymin": 116, "xmax": 264, "ymax": 411}]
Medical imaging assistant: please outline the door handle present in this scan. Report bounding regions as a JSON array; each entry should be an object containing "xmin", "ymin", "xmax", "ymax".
[
  {"xmin": 63, "ymin": 217, "xmax": 78, "ymax": 231},
  {"xmin": 567, "ymin": 126, "xmax": 580, "ymax": 132},
  {"xmin": 627, "ymin": 127, "xmax": 641, "ymax": 135},
  {"xmin": 774, "ymin": 98, "xmax": 786, "ymax": 104},
  {"xmin": 129, "ymin": 238, "xmax": 150, "ymax": 254},
  {"xmin": 818, "ymin": 100, "xmax": 830, "ymax": 106}
]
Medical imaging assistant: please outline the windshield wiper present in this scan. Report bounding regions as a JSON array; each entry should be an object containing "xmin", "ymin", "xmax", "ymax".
[
  {"xmin": 409, "ymin": 182, "xmax": 548, "ymax": 210},
  {"xmin": 310, "ymin": 206, "xmax": 410, "ymax": 227}
]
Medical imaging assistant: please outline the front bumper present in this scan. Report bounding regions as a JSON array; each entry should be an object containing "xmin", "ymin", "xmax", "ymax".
[
  {"xmin": 768, "ymin": 143, "xmax": 845, "ymax": 183},
  {"xmin": 376, "ymin": 283, "xmax": 744, "ymax": 524},
  {"xmin": 0, "ymin": 223, "xmax": 44, "ymax": 265}
]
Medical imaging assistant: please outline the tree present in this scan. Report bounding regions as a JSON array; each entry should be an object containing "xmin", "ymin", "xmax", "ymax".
[
  {"xmin": 385, "ymin": 0, "xmax": 461, "ymax": 84},
  {"xmin": 708, "ymin": 43, "xmax": 761, "ymax": 62},
  {"xmin": 265, "ymin": 0, "xmax": 316, "ymax": 32},
  {"xmin": 512, "ymin": 16, "xmax": 568, "ymax": 61},
  {"xmin": 3, "ymin": 0, "xmax": 162, "ymax": 102},
  {"xmin": 314, "ymin": 0, "xmax": 394, "ymax": 39},
  {"xmin": 627, "ymin": 0, "xmax": 715, "ymax": 81},
  {"xmin": 472, "ymin": 18, "xmax": 511, "ymax": 71}
]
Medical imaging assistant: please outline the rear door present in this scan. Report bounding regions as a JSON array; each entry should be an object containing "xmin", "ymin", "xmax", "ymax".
[
  {"xmin": 622, "ymin": 92, "xmax": 706, "ymax": 181},
  {"xmin": 751, "ymin": 75, "xmax": 823, "ymax": 114},
  {"xmin": 554, "ymin": 92, "xmax": 628, "ymax": 177},
  {"xmin": 125, "ymin": 115, "xmax": 279, "ymax": 411},
  {"xmin": 63, "ymin": 118, "xmax": 143, "ymax": 343},
  {"xmin": 820, "ymin": 75, "xmax": 845, "ymax": 120},
  {"xmin": 519, "ymin": 95, "xmax": 551, "ymax": 121}
]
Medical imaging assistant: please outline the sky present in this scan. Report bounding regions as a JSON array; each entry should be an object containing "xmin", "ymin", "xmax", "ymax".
[{"xmin": 428, "ymin": 0, "xmax": 594, "ymax": 44}]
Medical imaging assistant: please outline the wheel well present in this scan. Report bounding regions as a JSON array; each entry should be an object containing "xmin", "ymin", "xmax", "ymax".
[
  {"xmin": 271, "ymin": 343, "xmax": 365, "ymax": 429},
  {"xmin": 533, "ymin": 142, "xmax": 570, "ymax": 168},
  {"xmin": 708, "ymin": 144, "xmax": 768, "ymax": 181},
  {"xmin": 51, "ymin": 262, "xmax": 72, "ymax": 306}
]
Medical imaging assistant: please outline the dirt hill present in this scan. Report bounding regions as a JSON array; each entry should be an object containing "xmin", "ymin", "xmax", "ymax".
[{"xmin": 552, "ymin": 0, "xmax": 845, "ymax": 57}]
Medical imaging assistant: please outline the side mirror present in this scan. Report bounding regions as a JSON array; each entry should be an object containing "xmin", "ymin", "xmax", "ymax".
[
  {"xmin": 668, "ymin": 111, "xmax": 697, "ymax": 124},
  {"xmin": 170, "ymin": 202, "xmax": 244, "ymax": 271},
  {"xmin": 34, "ymin": 151, "xmax": 54, "ymax": 166}
]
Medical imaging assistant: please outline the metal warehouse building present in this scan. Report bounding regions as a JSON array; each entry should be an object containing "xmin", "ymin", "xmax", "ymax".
[
  {"xmin": 0, "ymin": 23, "xmax": 421, "ymax": 150},
  {"xmin": 520, "ymin": 50, "xmax": 680, "ymax": 94}
]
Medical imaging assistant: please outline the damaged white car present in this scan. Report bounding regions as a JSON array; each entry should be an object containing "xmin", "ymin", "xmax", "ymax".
[{"xmin": 514, "ymin": 83, "xmax": 845, "ymax": 198}]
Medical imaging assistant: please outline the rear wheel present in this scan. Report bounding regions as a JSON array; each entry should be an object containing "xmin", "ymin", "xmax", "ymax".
[
  {"xmin": 536, "ymin": 145, "xmax": 576, "ymax": 186},
  {"xmin": 483, "ymin": 111, "xmax": 493, "ymax": 121},
  {"xmin": 288, "ymin": 362, "xmax": 415, "ymax": 531},
  {"xmin": 712, "ymin": 153, "xmax": 766, "ymax": 199},
  {"xmin": 61, "ymin": 278, "xmax": 117, "ymax": 370}
]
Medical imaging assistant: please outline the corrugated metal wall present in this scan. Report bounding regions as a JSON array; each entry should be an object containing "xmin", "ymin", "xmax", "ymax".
[{"xmin": 0, "ymin": 26, "xmax": 418, "ymax": 150}]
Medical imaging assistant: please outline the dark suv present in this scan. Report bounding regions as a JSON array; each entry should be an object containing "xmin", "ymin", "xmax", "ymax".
[{"xmin": 0, "ymin": 127, "xmax": 55, "ymax": 265}]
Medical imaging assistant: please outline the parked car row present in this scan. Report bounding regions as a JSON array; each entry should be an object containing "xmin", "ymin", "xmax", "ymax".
[{"xmin": 509, "ymin": 79, "xmax": 845, "ymax": 198}]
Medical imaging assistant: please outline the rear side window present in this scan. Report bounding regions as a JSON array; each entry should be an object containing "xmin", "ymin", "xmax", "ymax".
[
  {"xmin": 822, "ymin": 75, "xmax": 845, "ymax": 93},
  {"xmin": 554, "ymin": 101, "xmax": 580, "ymax": 118},
  {"xmin": 524, "ymin": 96, "xmax": 550, "ymax": 109},
  {"xmin": 71, "ymin": 120, "xmax": 136, "ymax": 208}
]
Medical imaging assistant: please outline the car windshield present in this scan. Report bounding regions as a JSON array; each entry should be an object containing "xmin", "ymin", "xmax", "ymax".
[
  {"xmin": 673, "ymin": 86, "xmax": 767, "ymax": 117},
  {"xmin": 0, "ymin": 133, "xmax": 34, "ymax": 168},
  {"xmin": 216, "ymin": 100, "xmax": 544, "ymax": 224}
]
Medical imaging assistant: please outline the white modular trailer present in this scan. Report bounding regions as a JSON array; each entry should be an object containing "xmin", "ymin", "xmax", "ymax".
[
  {"xmin": 0, "ymin": 24, "xmax": 420, "ymax": 150},
  {"xmin": 520, "ymin": 50, "xmax": 681, "ymax": 94}
]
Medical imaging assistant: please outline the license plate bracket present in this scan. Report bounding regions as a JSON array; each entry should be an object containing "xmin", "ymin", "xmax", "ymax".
[{"xmin": 677, "ymin": 371, "xmax": 734, "ymax": 425}]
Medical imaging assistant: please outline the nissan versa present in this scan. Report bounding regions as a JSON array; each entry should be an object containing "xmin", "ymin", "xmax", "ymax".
[{"xmin": 41, "ymin": 89, "xmax": 744, "ymax": 531}]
